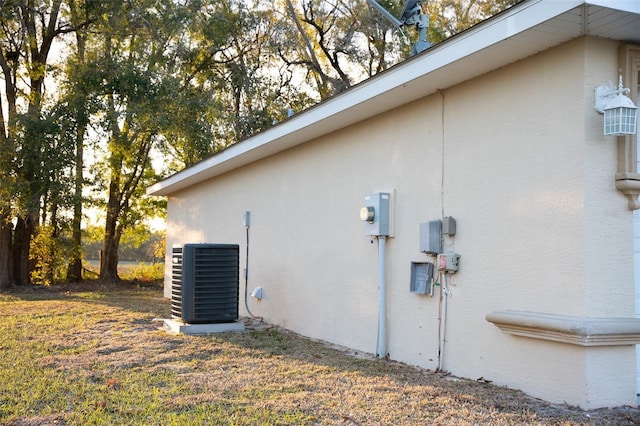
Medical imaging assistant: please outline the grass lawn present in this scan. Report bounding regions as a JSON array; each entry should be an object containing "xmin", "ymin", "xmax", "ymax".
[{"xmin": 1, "ymin": 282, "xmax": 639, "ymax": 425}]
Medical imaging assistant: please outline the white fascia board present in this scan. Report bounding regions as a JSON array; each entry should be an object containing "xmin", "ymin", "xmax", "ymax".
[
  {"xmin": 392, "ymin": 0, "xmax": 584, "ymax": 81},
  {"xmin": 148, "ymin": 0, "xmax": 590, "ymax": 197},
  {"xmin": 586, "ymin": 0, "xmax": 640, "ymax": 14}
]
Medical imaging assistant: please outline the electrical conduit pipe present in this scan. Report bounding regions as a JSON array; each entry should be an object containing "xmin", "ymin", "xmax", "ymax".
[
  {"xmin": 377, "ymin": 236, "xmax": 387, "ymax": 358},
  {"xmin": 438, "ymin": 272, "xmax": 450, "ymax": 371}
]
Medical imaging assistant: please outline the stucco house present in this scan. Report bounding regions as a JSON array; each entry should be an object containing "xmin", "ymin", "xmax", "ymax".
[{"xmin": 148, "ymin": 0, "xmax": 640, "ymax": 409}]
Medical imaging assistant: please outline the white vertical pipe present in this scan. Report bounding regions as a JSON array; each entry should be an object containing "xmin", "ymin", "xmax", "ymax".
[
  {"xmin": 438, "ymin": 272, "xmax": 449, "ymax": 371},
  {"xmin": 377, "ymin": 236, "xmax": 387, "ymax": 358}
]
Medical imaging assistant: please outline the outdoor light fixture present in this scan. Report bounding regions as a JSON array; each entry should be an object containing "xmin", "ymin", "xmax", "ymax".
[{"xmin": 595, "ymin": 75, "xmax": 638, "ymax": 136}]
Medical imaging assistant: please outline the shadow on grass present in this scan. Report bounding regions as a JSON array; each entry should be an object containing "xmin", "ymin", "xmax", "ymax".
[
  {"xmin": 3, "ymin": 283, "xmax": 640, "ymax": 425},
  {"xmin": 3, "ymin": 279, "xmax": 170, "ymax": 317},
  {"xmin": 207, "ymin": 327, "xmax": 632, "ymax": 425}
]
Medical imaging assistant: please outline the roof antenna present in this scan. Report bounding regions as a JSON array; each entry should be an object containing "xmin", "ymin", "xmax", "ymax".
[{"xmin": 366, "ymin": 0, "xmax": 430, "ymax": 56}]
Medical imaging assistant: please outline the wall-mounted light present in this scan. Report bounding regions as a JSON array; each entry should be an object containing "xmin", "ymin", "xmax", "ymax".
[{"xmin": 595, "ymin": 75, "xmax": 638, "ymax": 136}]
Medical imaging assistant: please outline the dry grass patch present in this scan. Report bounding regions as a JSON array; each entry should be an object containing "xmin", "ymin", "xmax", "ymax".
[{"xmin": 1, "ymin": 282, "xmax": 638, "ymax": 425}]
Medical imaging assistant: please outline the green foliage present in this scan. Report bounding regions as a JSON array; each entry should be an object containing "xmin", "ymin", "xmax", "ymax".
[
  {"xmin": 82, "ymin": 225, "xmax": 165, "ymax": 263},
  {"xmin": 151, "ymin": 236, "xmax": 166, "ymax": 261},
  {"xmin": 82, "ymin": 224, "xmax": 105, "ymax": 247},
  {"xmin": 118, "ymin": 262, "xmax": 165, "ymax": 282},
  {"xmin": 119, "ymin": 229, "xmax": 165, "ymax": 262},
  {"xmin": 0, "ymin": 0, "xmax": 519, "ymax": 286},
  {"xmin": 119, "ymin": 226, "xmax": 152, "ymax": 251},
  {"xmin": 425, "ymin": 0, "xmax": 523, "ymax": 43},
  {"xmin": 29, "ymin": 226, "xmax": 73, "ymax": 286}
]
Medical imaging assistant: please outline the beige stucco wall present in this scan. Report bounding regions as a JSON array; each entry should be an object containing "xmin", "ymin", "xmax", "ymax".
[{"xmin": 164, "ymin": 37, "xmax": 636, "ymax": 409}]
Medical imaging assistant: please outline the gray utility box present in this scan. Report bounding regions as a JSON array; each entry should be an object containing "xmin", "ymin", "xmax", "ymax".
[
  {"xmin": 420, "ymin": 220, "xmax": 441, "ymax": 254},
  {"xmin": 410, "ymin": 262, "xmax": 435, "ymax": 295},
  {"xmin": 362, "ymin": 192, "xmax": 390, "ymax": 236}
]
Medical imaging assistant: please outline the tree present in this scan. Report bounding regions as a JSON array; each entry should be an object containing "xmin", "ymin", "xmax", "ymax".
[
  {"xmin": 165, "ymin": 0, "xmax": 312, "ymax": 151},
  {"xmin": 85, "ymin": 0, "xmax": 204, "ymax": 280},
  {"xmin": 64, "ymin": 0, "xmax": 94, "ymax": 282},
  {"xmin": 425, "ymin": 0, "xmax": 521, "ymax": 43},
  {"xmin": 0, "ymin": 0, "xmax": 520, "ymax": 288},
  {"xmin": 0, "ymin": 0, "xmax": 81, "ymax": 288},
  {"xmin": 74, "ymin": 0, "xmax": 522, "ymax": 282},
  {"xmin": 272, "ymin": 0, "xmax": 413, "ymax": 101},
  {"xmin": 24, "ymin": 105, "xmax": 77, "ymax": 285}
]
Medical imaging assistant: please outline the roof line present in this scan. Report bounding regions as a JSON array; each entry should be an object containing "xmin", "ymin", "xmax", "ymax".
[{"xmin": 148, "ymin": 0, "xmax": 632, "ymax": 196}]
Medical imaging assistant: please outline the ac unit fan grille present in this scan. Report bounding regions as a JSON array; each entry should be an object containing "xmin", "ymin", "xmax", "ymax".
[{"xmin": 171, "ymin": 244, "xmax": 239, "ymax": 324}]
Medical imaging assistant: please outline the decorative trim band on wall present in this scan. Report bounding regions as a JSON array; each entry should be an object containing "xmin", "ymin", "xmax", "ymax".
[
  {"xmin": 486, "ymin": 310, "xmax": 640, "ymax": 346},
  {"xmin": 615, "ymin": 44, "xmax": 640, "ymax": 210}
]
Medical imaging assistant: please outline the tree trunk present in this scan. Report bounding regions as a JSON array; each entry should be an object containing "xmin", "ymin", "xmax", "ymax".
[
  {"xmin": 67, "ymin": 121, "xmax": 86, "ymax": 282},
  {"xmin": 100, "ymin": 233, "xmax": 119, "ymax": 282},
  {"xmin": 13, "ymin": 215, "xmax": 34, "ymax": 286},
  {"xmin": 66, "ymin": 3, "xmax": 87, "ymax": 283},
  {"xmin": 0, "ymin": 211, "xmax": 13, "ymax": 289},
  {"xmin": 66, "ymin": 248, "xmax": 83, "ymax": 282},
  {"xmin": 100, "ymin": 182, "xmax": 121, "ymax": 281},
  {"xmin": 284, "ymin": 0, "xmax": 332, "ymax": 97}
]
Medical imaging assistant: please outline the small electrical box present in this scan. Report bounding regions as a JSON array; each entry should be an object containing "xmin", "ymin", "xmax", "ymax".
[
  {"xmin": 419, "ymin": 220, "xmax": 441, "ymax": 254},
  {"xmin": 437, "ymin": 252, "xmax": 460, "ymax": 273},
  {"xmin": 443, "ymin": 216, "xmax": 456, "ymax": 236},
  {"xmin": 361, "ymin": 192, "xmax": 390, "ymax": 236},
  {"xmin": 410, "ymin": 262, "xmax": 434, "ymax": 295}
]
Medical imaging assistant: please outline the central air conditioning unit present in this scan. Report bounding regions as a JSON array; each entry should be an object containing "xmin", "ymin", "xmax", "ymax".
[{"xmin": 171, "ymin": 243, "xmax": 240, "ymax": 324}]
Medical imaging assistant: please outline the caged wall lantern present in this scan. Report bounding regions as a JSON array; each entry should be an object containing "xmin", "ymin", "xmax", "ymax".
[{"xmin": 595, "ymin": 75, "xmax": 638, "ymax": 136}]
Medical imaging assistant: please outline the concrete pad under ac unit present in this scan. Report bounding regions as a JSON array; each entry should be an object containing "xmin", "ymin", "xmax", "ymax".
[{"xmin": 162, "ymin": 319, "xmax": 245, "ymax": 335}]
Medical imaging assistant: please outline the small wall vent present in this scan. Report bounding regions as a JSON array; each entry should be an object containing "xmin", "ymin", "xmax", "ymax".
[{"xmin": 171, "ymin": 243, "xmax": 240, "ymax": 324}]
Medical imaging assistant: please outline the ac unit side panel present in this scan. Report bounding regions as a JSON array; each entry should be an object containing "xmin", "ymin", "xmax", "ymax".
[{"xmin": 171, "ymin": 245, "xmax": 184, "ymax": 320}]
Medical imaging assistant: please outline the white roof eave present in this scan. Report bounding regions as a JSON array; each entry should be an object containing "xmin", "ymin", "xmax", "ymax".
[{"xmin": 148, "ymin": 0, "xmax": 640, "ymax": 196}]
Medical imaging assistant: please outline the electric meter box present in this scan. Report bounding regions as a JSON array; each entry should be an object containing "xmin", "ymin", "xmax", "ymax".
[
  {"xmin": 410, "ymin": 262, "xmax": 434, "ymax": 295},
  {"xmin": 419, "ymin": 220, "xmax": 441, "ymax": 254},
  {"xmin": 361, "ymin": 192, "xmax": 390, "ymax": 236}
]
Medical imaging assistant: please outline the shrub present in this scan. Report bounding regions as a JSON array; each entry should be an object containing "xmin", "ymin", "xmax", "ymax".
[{"xmin": 30, "ymin": 225, "xmax": 73, "ymax": 286}]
